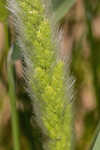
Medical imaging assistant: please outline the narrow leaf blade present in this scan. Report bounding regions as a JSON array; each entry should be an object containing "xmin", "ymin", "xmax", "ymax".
[
  {"xmin": 93, "ymin": 131, "xmax": 100, "ymax": 150},
  {"xmin": 51, "ymin": 0, "xmax": 76, "ymax": 23}
]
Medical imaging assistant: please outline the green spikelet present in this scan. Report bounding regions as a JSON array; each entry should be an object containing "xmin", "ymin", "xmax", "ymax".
[{"xmin": 7, "ymin": 0, "xmax": 74, "ymax": 150}]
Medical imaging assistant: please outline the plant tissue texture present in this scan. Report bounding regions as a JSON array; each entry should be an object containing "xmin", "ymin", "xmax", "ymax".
[
  {"xmin": 7, "ymin": 0, "xmax": 74, "ymax": 150},
  {"xmin": 0, "ymin": 0, "xmax": 8, "ymax": 22}
]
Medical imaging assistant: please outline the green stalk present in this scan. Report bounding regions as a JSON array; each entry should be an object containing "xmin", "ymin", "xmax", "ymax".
[
  {"xmin": 7, "ymin": 47, "xmax": 20, "ymax": 150},
  {"xmin": 0, "ymin": 1, "xmax": 20, "ymax": 149}
]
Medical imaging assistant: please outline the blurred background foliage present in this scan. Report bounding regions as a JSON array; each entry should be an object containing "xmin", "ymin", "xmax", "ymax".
[{"xmin": 0, "ymin": 0, "xmax": 100, "ymax": 150}]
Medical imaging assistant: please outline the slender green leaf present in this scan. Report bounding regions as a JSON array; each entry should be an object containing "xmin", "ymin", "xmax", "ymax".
[
  {"xmin": 51, "ymin": 0, "xmax": 76, "ymax": 23},
  {"xmin": 92, "ymin": 130, "xmax": 100, "ymax": 150},
  {"xmin": 89, "ymin": 122, "xmax": 100, "ymax": 150}
]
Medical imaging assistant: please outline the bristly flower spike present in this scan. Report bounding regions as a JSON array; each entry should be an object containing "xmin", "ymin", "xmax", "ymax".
[{"xmin": 7, "ymin": 0, "xmax": 75, "ymax": 150}]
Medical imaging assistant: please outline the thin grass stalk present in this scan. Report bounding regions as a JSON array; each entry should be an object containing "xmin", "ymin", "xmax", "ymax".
[
  {"xmin": 0, "ymin": 1, "xmax": 20, "ymax": 149},
  {"xmin": 7, "ymin": 46, "xmax": 20, "ymax": 150}
]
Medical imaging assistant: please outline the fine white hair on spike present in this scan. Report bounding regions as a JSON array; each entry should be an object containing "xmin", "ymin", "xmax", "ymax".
[
  {"xmin": 7, "ymin": 1, "xmax": 75, "ymax": 149},
  {"xmin": 7, "ymin": 0, "xmax": 42, "ymax": 133}
]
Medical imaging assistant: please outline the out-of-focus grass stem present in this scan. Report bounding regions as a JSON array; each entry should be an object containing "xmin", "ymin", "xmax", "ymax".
[
  {"xmin": 84, "ymin": 0, "xmax": 100, "ymax": 149},
  {"xmin": 84, "ymin": 0, "xmax": 100, "ymax": 111}
]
